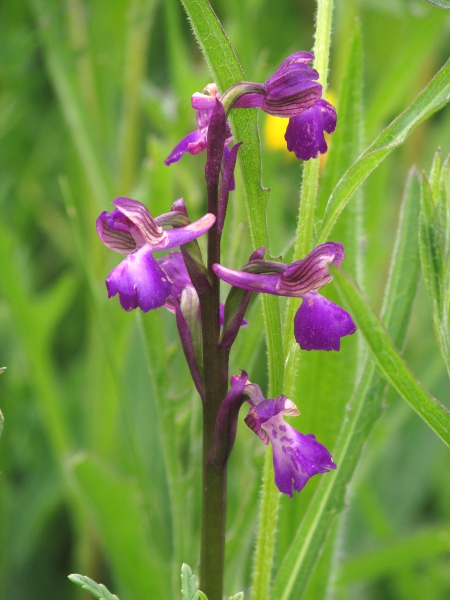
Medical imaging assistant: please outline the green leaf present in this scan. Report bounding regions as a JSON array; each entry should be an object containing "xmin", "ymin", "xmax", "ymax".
[
  {"xmin": 423, "ymin": 0, "xmax": 450, "ymax": 7},
  {"xmin": 272, "ymin": 169, "xmax": 423, "ymax": 600},
  {"xmin": 316, "ymin": 59, "xmax": 450, "ymax": 245},
  {"xmin": 181, "ymin": 564, "xmax": 205, "ymax": 600},
  {"xmin": 229, "ymin": 593, "xmax": 244, "ymax": 600},
  {"xmin": 338, "ymin": 522, "xmax": 450, "ymax": 584},
  {"xmin": 419, "ymin": 154, "xmax": 450, "ymax": 374},
  {"xmin": 70, "ymin": 454, "xmax": 167, "ymax": 599},
  {"xmin": 68, "ymin": 574, "xmax": 120, "ymax": 600},
  {"xmin": 332, "ymin": 267, "xmax": 450, "ymax": 448}
]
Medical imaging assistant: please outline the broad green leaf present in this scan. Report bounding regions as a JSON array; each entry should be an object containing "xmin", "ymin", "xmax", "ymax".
[
  {"xmin": 316, "ymin": 59, "xmax": 450, "ymax": 245},
  {"xmin": 70, "ymin": 454, "xmax": 167, "ymax": 599},
  {"xmin": 68, "ymin": 574, "xmax": 120, "ymax": 600},
  {"xmin": 332, "ymin": 268, "xmax": 450, "ymax": 448},
  {"xmin": 272, "ymin": 169, "xmax": 422, "ymax": 600}
]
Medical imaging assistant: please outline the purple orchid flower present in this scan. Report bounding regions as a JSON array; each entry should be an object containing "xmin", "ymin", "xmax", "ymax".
[
  {"xmin": 213, "ymin": 242, "xmax": 356, "ymax": 351},
  {"xmin": 164, "ymin": 83, "xmax": 233, "ymax": 167},
  {"xmin": 219, "ymin": 372, "xmax": 336, "ymax": 497},
  {"xmin": 96, "ymin": 197, "xmax": 215, "ymax": 312},
  {"xmin": 231, "ymin": 52, "xmax": 322, "ymax": 117},
  {"xmin": 193, "ymin": 53, "xmax": 337, "ymax": 161}
]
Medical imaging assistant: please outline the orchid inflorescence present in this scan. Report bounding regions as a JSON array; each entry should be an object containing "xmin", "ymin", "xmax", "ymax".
[{"xmin": 97, "ymin": 52, "xmax": 355, "ymax": 500}]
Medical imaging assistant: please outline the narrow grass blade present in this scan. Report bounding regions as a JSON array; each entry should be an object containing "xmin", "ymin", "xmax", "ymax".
[{"xmin": 332, "ymin": 267, "xmax": 450, "ymax": 448}]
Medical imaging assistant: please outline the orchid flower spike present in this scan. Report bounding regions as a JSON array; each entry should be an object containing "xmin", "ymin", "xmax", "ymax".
[
  {"xmin": 213, "ymin": 242, "xmax": 356, "ymax": 351},
  {"xmin": 96, "ymin": 197, "xmax": 215, "ymax": 312}
]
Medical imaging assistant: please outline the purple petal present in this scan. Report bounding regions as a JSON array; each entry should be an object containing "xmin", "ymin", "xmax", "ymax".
[
  {"xmin": 213, "ymin": 263, "xmax": 283, "ymax": 295},
  {"xmin": 151, "ymin": 213, "xmax": 216, "ymax": 251},
  {"xmin": 157, "ymin": 251, "xmax": 192, "ymax": 311},
  {"xmin": 106, "ymin": 245, "xmax": 172, "ymax": 312},
  {"xmin": 233, "ymin": 93, "xmax": 265, "ymax": 109},
  {"xmin": 294, "ymin": 292, "xmax": 357, "ymax": 351},
  {"xmin": 191, "ymin": 92, "xmax": 218, "ymax": 110},
  {"xmin": 267, "ymin": 52, "xmax": 315, "ymax": 78},
  {"xmin": 278, "ymin": 242, "xmax": 344, "ymax": 296},
  {"xmin": 164, "ymin": 130, "xmax": 204, "ymax": 165},
  {"xmin": 112, "ymin": 197, "xmax": 166, "ymax": 247},
  {"xmin": 96, "ymin": 210, "xmax": 137, "ymax": 255},
  {"xmin": 285, "ymin": 99, "xmax": 337, "ymax": 161},
  {"xmin": 244, "ymin": 395, "xmax": 336, "ymax": 496},
  {"xmin": 268, "ymin": 416, "xmax": 336, "ymax": 497}
]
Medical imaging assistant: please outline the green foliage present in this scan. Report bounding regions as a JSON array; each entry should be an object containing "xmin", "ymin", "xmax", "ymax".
[
  {"xmin": 419, "ymin": 152, "xmax": 450, "ymax": 375},
  {"xmin": 68, "ymin": 574, "xmax": 120, "ymax": 600},
  {"xmin": 181, "ymin": 563, "xmax": 202, "ymax": 600},
  {"xmin": 1, "ymin": 1, "xmax": 450, "ymax": 600}
]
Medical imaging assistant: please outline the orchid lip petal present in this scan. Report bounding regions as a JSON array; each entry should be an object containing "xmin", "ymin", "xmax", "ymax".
[
  {"xmin": 294, "ymin": 292, "xmax": 357, "ymax": 351},
  {"xmin": 152, "ymin": 213, "xmax": 216, "ymax": 251},
  {"xmin": 106, "ymin": 246, "xmax": 172, "ymax": 312}
]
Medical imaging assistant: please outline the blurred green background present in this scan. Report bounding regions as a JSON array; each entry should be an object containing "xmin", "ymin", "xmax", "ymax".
[{"xmin": 0, "ymin": 0, "xmax": 449, "ymax": 599}]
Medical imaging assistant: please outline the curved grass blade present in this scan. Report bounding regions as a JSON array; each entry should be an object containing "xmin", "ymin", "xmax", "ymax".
[
  {"xmin": 332, "ymin": 266, "xmax": 450, "ymax": 448},
  {"xmin": 315, "ymin": 59, "xmax": 450, "ymax": 245}
]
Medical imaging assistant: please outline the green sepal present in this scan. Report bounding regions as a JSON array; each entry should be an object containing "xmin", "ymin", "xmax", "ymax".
[
  {"xmin": 229, "ymin": 593, "xmax": 244, "ymax": 599},
  {"xmin": 68, "ymin": 574, "xmax": 120, "ymax": 600}
]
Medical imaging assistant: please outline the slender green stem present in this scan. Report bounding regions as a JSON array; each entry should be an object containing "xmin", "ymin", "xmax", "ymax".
[{"xmin": 250, "ymin": 3, "xmax": 334, "ymax": 600}]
